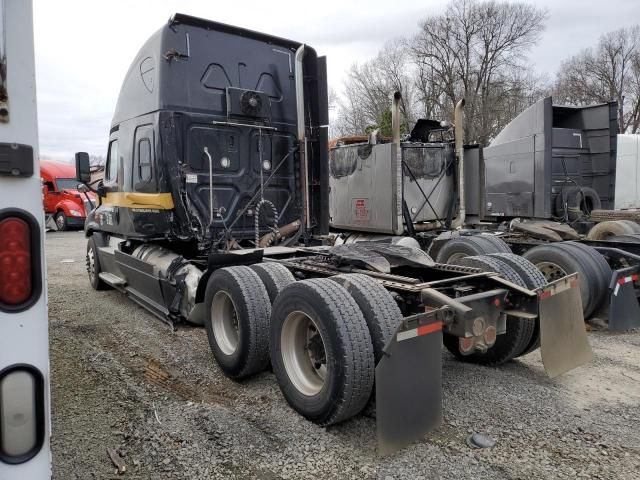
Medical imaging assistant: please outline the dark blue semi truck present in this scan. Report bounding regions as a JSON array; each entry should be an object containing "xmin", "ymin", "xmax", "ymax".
[{"xmin": 74, "ymin": 13, "xmax": 591, "ymax": 454}]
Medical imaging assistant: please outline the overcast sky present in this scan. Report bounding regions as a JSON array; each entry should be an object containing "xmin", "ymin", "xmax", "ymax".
[{"xmin": 33, "ymin": 0, "xmax": 640, "ymax": 160}]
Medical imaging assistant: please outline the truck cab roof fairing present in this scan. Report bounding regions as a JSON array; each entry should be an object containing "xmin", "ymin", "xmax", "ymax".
[
  {"xmin": 111, "ymin": 13, "xmax": 314, "ymax": 128},
  {"xmin": 483, "ymin": 96, "xmax": 618, "ymax": 218}
]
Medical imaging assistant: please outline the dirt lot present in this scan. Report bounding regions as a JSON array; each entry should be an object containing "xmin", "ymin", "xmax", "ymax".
[{"xmin": 47, "ymin": 231, "xmax": 640, "ymax": 479}]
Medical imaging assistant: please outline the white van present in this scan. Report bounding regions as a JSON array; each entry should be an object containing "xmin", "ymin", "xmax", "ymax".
[{"xmin": 0, "ymin": 0, "xmax": 51, "ymax": 478}]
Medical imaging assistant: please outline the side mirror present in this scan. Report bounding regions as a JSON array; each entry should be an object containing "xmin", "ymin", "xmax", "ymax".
[{"xmin": 75, "ymin": 152, "xmax": 91, "ymax": 183}]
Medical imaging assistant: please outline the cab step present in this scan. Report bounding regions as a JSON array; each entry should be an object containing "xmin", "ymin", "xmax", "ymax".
[{"xmin": 98, "ymin": 272, "xmax": 126, "ymax": 287}]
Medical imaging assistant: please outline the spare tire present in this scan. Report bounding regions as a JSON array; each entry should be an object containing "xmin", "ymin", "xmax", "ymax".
[
  {"xmin": 436, "ymin": 235, "xmax": 510, "ymax": 264},
  {"xmin": 270, "ymin": 278, "xmax": 374, "ymax": 426},
  {"xmin": 442, "ymin": 255, "xmax": 535, "ymax": 366},
  {"xmin": 555, "ymin": 186, "xmax": 601, "ymax": 220},
  {"xmin": 586, "ymin": 220, "xmax": 640, "ymax": 240},
  {"xmin": 523, "ymin": 243, "xmax": 602, "ymax": 318}
]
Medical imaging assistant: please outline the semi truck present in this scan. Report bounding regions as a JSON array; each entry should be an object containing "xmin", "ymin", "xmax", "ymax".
[
  {"xmin": 40, "ymin": 160, "xmax": 95, "ymax": 230},
  {"xmin": 330, "ymin": 93, "xmax": 640, "ymax": 333},
  {"xmin": 0, "ymin": 0, "xmax": 51, "ymax": 478},
  {"xmin": 74, "ymin": 14, "xmax": 591, "ymax": 454}
]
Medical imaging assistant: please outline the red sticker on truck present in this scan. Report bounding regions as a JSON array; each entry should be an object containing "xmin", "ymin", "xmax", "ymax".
[{"xmin": 352, "ymin": 198, "xmax": 370, "ymax": 223}]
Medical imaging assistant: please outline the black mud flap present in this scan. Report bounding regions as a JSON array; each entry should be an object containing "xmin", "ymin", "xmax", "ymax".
[
  {"xmin": 537, "ymin": 273, "xmax": 592, "ymax": 378},
  {"xmin": 608, "ymin": 266, "xmax": 640, "ymax": 331},
  {"xmin": 376, "ymin": 310, "xmax": 443, "ymax": 456}
]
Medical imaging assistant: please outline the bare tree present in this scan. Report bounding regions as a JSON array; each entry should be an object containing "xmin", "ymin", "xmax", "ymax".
[
  {"xmin": 409, "ymin": 0, "xmax": 547, "ymax": 144},
  {"xmin": 89, "ymin": 155, "xmax": 105, "ymax": 168},
  {"xmin": 333, "ymin": 40, "xmax": 416, "ymax": 137},
  {"xmin": 333, "ymin": 0, "xmax": 547, "ymax": 142},
  {"xmin": 554, "ymin": 26, "xmax": 640, "ymax": 134}
]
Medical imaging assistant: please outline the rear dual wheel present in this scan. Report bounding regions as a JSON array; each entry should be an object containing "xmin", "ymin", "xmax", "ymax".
[
  {"xmin": 270, "ymin": 278, "xmax": 375, "ymax": 425},
  {"xmin": 205, "ymin": 267, "xmax": 390, "ymax": 426},
  {"xmin": 487, "ymin": 253, "xmax": 547, "ymax": 356},
  {"xmin": 523, "ymin": 242, "xmax": 611, "ymax": 318},
  {"xmin": 435, "ymin": 234, "xmax": 511, "ymax": 264},
  {"xmin": 204, "ymin": 266, "xmax": 271, "ymax": 379},
  {"xmin": 443, "ymin": 254, "xmax": 537, "ymax": 365}
]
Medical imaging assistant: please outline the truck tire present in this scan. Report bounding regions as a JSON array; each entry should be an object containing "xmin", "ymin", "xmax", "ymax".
[
  {"xmin": 561, "ymin": 241, "xmax": 612, "ymax": 312},
  {"xmin": 555, "ymin": 186, "xmax": 601, "ymax": 220},
  {"xmin": 442, "ymin": 255, "xmax": 536, "ymax": 366},
  {"xmin": 586, "ymin": 220, "xmax": 640, "ymax": 240},
  {"xmin": 250, "ymin": 262, "xmax": 295, "ymax": 303},
  {"xmin": 329, "ymin": 274, "xmax": 402, "ymax": 365},
  {"xmin": 86, "ymin": 236, "xmax": 109, "ymax": 291},
  {"xmin": 476, "ymin": 234, "xmax": 511, "ymax": 253},
  {"xmin": 270, "ymin": 278, "xmax": 374, "ymax": 426},
  {"xmin": 204, "ymin": 266, "xmax": 271, "ymax": 379},
  {"xmin": 609, "ymin": 234, "xmax": 640, "ymax": 243},
  {"xmin": 435, "ymin": 236, "xmax": 509, "ymax": 264},
  {"xmin": 523, "ymin": 243, "xmax": 601, "ymax": 318},
  {"xmin": 55, "ymin": 211, "xmax": 68, "ymax": 231},
  {"xmin": 488, "ymin": 253, "xmax": 547, "ymax": 356}
]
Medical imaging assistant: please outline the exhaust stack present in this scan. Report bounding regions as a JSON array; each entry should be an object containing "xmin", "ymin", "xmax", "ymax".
[
  {"xmin": 452, "ymin": 99, "xmax": 466, "ymax": 228},
  {"xmin": 391, "ymin": 91, "xmax": 402, "ymax": 144},
  {"xmin": 295, "ymin": 45, "xmax": 310, "ymax": 230}
]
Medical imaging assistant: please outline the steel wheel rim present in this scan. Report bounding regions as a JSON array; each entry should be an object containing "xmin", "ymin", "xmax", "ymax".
[
  {"xmin": 56, "ymin": 214, "xmax": 64, "ymax": 229},
  {"xmin": 536, "ymin": 261, "xmax": 568, "ymax": 282},
  {"xmin": 211, "ymin": 291, "xmax": 239, "ymax": 355},
  {"xmin": 281, "ymin": 311, "xmax": 327, "ymax": 396},
  {"xmin": 87, "ymin": 247, "xmax": 96, "ymax": 281},
  {"xmin": 447, "ymin": 252, "xmax": 468, "ymax": 263}
]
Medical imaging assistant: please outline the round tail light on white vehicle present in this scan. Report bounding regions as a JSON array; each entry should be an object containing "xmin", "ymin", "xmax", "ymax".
[{"xmin": 0, "ymin": 211, "xmax": 41, "ymax": 311}]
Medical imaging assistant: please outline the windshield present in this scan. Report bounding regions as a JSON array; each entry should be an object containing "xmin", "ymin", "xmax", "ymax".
[{"xmin": 56, "ymin": 178, "xmax": 80, "ymax": 190}]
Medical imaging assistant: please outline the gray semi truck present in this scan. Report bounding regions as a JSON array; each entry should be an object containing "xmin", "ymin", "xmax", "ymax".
[
  {"xmin": 329, "ymin": 93, "xmax": 640, "ymax": 333},
  {"xmin": 74, "ymin": 14, "xmax": 591, "ymax": 454}
]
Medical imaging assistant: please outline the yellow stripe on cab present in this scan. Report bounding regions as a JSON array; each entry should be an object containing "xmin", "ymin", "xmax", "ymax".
[{"xmin": 102, "ymin": 192, "xmax": 175, "ymax": 210}]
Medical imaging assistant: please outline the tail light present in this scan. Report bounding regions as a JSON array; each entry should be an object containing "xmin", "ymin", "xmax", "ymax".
[
  {"xmin": 0, "ymin": 218, "xmax": 31, "ymax": 305},
  {"xmin": 0, "ymin": 210, "xmax": 41, "ymax": 312},
  {"xmin": 0, "ymin": 365, "xmax": 45, "ymax": 464}
]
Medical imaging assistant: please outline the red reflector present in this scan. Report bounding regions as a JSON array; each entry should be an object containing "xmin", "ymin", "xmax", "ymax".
[
  {"xmin": 459, "ymin": 336, "xmax": 474, "ymax": 353},
  {"xmin": 0, "ymin": 218, "xmax": 31, "ymax": 305}
]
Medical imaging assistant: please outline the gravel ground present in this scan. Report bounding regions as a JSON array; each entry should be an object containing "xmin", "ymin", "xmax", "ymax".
[{"xmin": 47, "ymin": 231, "xmax": 640, "ymax": 479}]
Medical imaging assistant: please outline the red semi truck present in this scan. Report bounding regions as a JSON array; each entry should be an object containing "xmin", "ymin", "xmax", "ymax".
[{"xmin": 40, "ymin": 160, "xmax": 95, "ymax": 230}]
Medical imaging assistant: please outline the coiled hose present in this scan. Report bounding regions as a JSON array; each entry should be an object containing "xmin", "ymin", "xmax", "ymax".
[{"xmin": 255, "ymin": 199, "xmax": 279, "ymax": 247}]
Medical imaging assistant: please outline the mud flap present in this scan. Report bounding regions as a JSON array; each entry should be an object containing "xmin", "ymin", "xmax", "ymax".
[
  {"xmin": 608, "ymin": 267, "xmax": 640, "ymax": 331},
  {"xmin": 537, "ymin": 273, "xmax": 592, "ymax": 378},
  {"xmin": 376, "ymin": 310, "xmax": 443, "ymax": 456}
]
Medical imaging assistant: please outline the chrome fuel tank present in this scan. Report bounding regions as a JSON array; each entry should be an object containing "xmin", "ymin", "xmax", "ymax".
[{"xmin": 329, "ymin": 141, "xmax": 454, "ymax": 234}]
